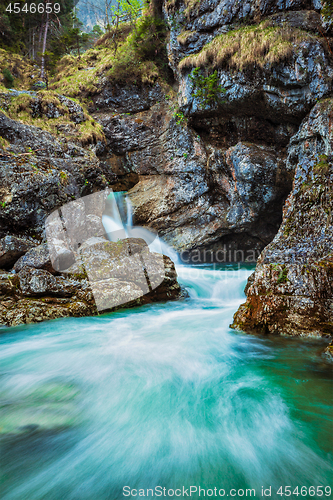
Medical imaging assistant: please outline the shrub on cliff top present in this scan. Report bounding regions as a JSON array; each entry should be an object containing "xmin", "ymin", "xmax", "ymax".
[
  {"xmin": 189, "ymin": 67, "xmax": 226, "ymax": 106},
  {"xmin": 2, "ymin": 68, "xmax": 14, "ymax": 89},
  {"xmin": 179, "ymin": 21, "xmax": 321, "ymax": 72},
  {"xmin": 107, "ymin": 14, "xmax": 169, "ymax": 84}
]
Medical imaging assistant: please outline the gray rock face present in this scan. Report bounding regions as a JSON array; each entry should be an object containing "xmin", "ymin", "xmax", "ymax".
[
  {"xmin": 95, "ymin": 102, "xmax": 291, "ymax": 256},
  {"xmin": 0, "ymin": 112, "xmax": 65, "ymax": 157},
  {"xmin": 164, "ymin": 1, "xmax": 326, "ymax": 73},
  {"xmin": 92, "ymin": 83, "xmax": 165, "ymax": 113},
  {"xmin": 0, "ymin": 236, "xmax": 36, "ymax": 269},
  {"xmin": 0, "ymin": 91, "xmax": 88, "ymax": 123},
  {"xmin": 18, "ymin": 267, "xmax": 79, "ymax": 297},
  {"xmin": 232, "ymin": 99, "xmax": 333, "ymax": 337},
  {"xmin": 0, "ymin": 236, "xmax": 182, "ymax": 326}
]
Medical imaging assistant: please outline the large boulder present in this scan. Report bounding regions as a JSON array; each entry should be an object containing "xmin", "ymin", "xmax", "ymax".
[
  {"xmin": 18, "ymin": 267, "xmax": 80, "ymax": 297},
  {"xmin": 14, "ymin": 243, "xmax": 54, "ymax": 273},
  {"xmin": 0, "ymin": 237, "xmax": 182, "ymax": 327},
  {"xmin": 232, "ymin": 99, "xmax": 333, "ymax": 337},
  {"xmin": 0, "ymin": 236, "xmax": 35, "ymax": 269},
  {"xmin": 77, "ymin": 236, "xmax": 181, "ymax": 311}
]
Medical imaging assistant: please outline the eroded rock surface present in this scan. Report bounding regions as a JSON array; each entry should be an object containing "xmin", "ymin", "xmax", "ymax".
[
  {"xmin": 164, "ymin": 1, "xmax": 327, "ymax": 73},
  {"xmin": 0, "ymin": 236, "xmax": 36, "ymax": 269},
  {"xmin": 0, "ymin": 113, "xmax": 118, "ymax": 238}
]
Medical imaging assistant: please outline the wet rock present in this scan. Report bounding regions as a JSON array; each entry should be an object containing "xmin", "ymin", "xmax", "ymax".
[
  {"xmin": 0, "ymin": 295, "xmax": 96, "ymax": 327},
  {"xmin": 323, "ymin": 342, "xmax": 333, "ymax": 362},
  {"xmin": 0, "ymin": 236, "xmax": 182, "ymax": 326},
  {"xmin": 0, "ymin": 271, "xmax": 18, "ymax": 295},
  {"xmin": 18, "ymin": 267, "xmax": 81, "ymax": 297},
  {"xmin": 232, "ymin": 99, "xmax": 333, "ymax": 337},
  {"xmin": 0, "ymin": 236, "xmax": 36, "ymax": 269}
]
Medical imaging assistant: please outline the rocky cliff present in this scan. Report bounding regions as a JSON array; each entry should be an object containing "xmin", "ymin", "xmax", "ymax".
[
  {"xmin": 89, "ymin": 0, "xmax": 332, "ymax": 262},
  {"xmin": 0, "ymin": 0, "xmax": 332, "ymax": 338},
  {"xmin": 232, "ymin": 99, "xmax": 333, "ymax": 338}
]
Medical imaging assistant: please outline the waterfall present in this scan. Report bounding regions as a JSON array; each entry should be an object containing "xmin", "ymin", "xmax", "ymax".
[
  {"xmin": 102, "ymin": 191, "xmax": 179, "ymax": 263},
  {"xmin": 101, "ymin": 191, "xmax": 129, "ymax": 241}
]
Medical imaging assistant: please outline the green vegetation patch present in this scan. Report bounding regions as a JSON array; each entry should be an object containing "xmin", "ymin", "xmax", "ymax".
[
  {"xmin": 189, "ymin": 67, "xmax": 226, "ymax": 106},
  {"xmin": 179, "ymin": 21, "xmax": 320, "ymax": 72},
  {"xmin": 51, "ymin": 15, "xmax": 170, "ymax": 97},
  {"xmin": 314, "ymin": 154, "xmax": 330, "ymax": 176}
]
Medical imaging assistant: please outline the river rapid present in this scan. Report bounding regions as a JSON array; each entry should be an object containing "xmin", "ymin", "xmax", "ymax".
[{"xmin": 0, "ymin": 265, "xmax": 332, "ymax": 500}]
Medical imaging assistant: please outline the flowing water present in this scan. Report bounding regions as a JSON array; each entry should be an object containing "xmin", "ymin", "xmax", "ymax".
[{"xmin": 0, "ymin": 264, "xmax": 332, "ymax": 500}]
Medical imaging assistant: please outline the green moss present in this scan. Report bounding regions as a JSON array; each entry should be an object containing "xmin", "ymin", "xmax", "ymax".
[
  {"xmin": 177, "ymin": 30, "xmax": 196, "ymax": 45},
  {"xmin": 2, "ymin": 68, "xmax": 14, "ymax": 88},
  {"xmin": 183, "ymin": 0, "xmax": 202, "ymax": 17},
  {"xmin": 314, "ymin": 154, "xmax": 330, "ymax": 176},
  {"xmin": 277, "ymin": 267, "xmax": 288, "ymax": 284},
  {"xmin": 59, "ymin": 171, "xmax": 68, "ymax": 184},
  {"xmin": 0, "ymin": 135, "xmax": 9, "ymax": 149},
  {"xmin": 0, "ymin": 49, "xmax": 36, "ymax": 90},
  {"xmin": 78, "ymin": 119, "xmax": 105, "ymax": 145},
  {"xmin": 172, "ymin": 108, "xmax": 186, "ymax": 125}
]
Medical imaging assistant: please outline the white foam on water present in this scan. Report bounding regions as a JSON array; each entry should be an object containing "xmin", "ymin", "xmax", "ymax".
[{"xmin": 0, "ymin": 196, "xmax": 331, "ymax": 499}]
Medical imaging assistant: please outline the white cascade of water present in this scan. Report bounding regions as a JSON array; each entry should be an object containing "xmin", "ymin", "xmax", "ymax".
[{"xmin": 102, "ymin": 192, "xmax": 179, "ymax": 263}]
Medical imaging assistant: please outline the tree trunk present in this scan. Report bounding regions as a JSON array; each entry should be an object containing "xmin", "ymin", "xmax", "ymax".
[
  {"xmin": 40, "ymin": 11, "xmax": 49, "ymax": 80},
  {"xmin": 77, "ymin": 34, "xmax": 81, "ymax": 59},
  {"xmin": 32, "ymin": 29, "xmax": 35, "ymax": 60}
]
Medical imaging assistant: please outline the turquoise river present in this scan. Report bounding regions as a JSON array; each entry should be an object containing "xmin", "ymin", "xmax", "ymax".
[{"xmin": 0, "ymin": 265, "xmax": 332, "ymax": 499}]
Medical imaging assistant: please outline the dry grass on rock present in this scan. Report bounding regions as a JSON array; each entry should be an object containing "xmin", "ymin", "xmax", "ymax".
[{"xmin": 179, "ymin": 21, "xmax": 321, "ymax": 72}]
